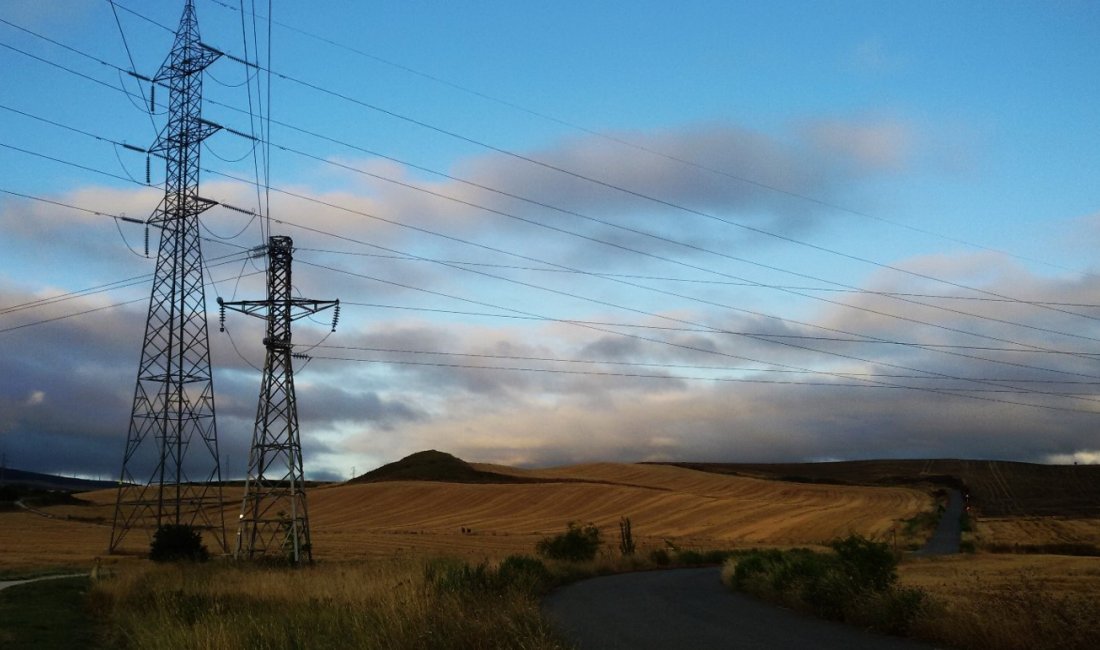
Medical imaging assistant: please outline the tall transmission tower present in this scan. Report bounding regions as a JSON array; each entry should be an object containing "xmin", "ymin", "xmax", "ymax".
[
  {"xmin": 110, "ymin": 0, "xmax": 227, "ymax": 554},
  {"xmin": 220, "ymin": 236, "xmax": 339, "ymax": 563}
]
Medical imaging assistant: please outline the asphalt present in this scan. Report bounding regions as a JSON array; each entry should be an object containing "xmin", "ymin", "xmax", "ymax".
[
  {"xmin": 915, "ymin": 489, "xmax": 964, "ymax": 556},
  {"xmin": 543, "ymin": 567, "xmax": 941, "ymax": 650},
  {"xmin": 0, "ymin": 573, "xmax": 86, "ymax": 593},
  {"xmin": 543, "ymin": 493, "xmax": 965, "ymax": 649}
]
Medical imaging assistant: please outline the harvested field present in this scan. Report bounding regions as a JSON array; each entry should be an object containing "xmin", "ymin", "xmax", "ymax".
[
  {"xmin": 662, "ymin": 459, "xmax": 1100, "ymax": 517},
  {"xmin": 1, "ymin": 462, "xmax": 931, "ymax": 567},
  {"xmin": 900, "ymin": 553, "xmax": 1100, "ymax": 602},
  {"xmin": 975, "ymin": 516, "xmax": 1100, "ymax": 551}
]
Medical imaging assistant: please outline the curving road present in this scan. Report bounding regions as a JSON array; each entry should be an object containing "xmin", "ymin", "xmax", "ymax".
[{"xmin": 543, "ymin": 567, "xmax": 939, "ymax": 649}]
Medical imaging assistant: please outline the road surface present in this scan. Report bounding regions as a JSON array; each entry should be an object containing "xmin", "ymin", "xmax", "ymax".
[
  {"xmin": 916, "ymin": 489, "xmax": 963, "ymax": 555},
  {"xmin": 0, "ymin": 573, "xmax": 86, "ymax": 593},
  {"xmin": 543, "ymin": 567, "xmax": 938, "ymax": 649}
]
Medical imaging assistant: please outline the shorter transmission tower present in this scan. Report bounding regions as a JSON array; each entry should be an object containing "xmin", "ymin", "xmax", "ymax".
[{"xmin": 219, "ymin": 236, "xmax": 338, "ymax": 563}]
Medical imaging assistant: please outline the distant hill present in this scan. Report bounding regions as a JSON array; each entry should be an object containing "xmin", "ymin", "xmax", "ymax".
[
  {"xmin": 349, "ymin": 450, "xmax": 538, "ymax": 485},
  {"xmin": 654, "ymin": 459, "xmax": 1100, "ymax": 517},
  {"xmin": 0, "ymin": 467, "xmax": 117, "ymax": 493}
]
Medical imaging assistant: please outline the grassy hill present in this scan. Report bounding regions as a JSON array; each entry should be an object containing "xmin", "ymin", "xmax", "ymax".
[
  {"xmin": 0, "ymin": 468, "xmax": 116, "ymax": 493},
  {"xmin": 348, "ymin": 450, "xmax": 540, "ymax": 484}
]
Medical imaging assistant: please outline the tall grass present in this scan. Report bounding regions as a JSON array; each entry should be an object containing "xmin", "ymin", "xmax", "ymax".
[
  {"xmin": 89, "ymin": 558, "xmax": 567, "ymax": 650},
  {"xmin": 912, "ymin": 572, "xmax": 1100, "ymax": 650}
]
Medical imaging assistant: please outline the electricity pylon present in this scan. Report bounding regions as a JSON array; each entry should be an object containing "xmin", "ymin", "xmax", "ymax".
[
  {"xmin": 220, "ymin": 236, "xmax": 339, "ymax": 563},
  {"xmin": 110, "ymin": 0, "xmax": 227, "ymax": 554}
]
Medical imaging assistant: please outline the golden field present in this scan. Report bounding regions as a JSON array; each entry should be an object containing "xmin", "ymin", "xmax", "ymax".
[
  {"xmin": 974, "ymin": 515, "xmax": 1100, "ymax": 548},
  {"xmin": 2, "ymin": 461, "xmax": 930, "ymax": 570},
  {"xmin": 6, "ymin": 458, "xmax": 1100, "ymax": 650},
  {"xmin": 6, "ymin": 459, "xmax": 1099, "ymax": 598}
]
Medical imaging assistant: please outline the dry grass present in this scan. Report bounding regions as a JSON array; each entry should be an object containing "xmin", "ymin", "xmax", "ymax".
[
  {"xmin": 974, "ymin": 516, "xmax": 1100, "ymax": 549},
  {"xmin": 89, "ymin": 558, "xmax": 566, "ymax": 650},
  {"xmin": 899, "ymin": 554, "xmax": 1100, "ymax": 650}
]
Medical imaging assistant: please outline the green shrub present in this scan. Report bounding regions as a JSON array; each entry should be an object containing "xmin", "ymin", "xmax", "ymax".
[
  {"xmin": 829, "ymin": 534, "xmax": 896, "ymax": 592},
  {"xmin": 424, "ymin": 558, "xmax": 499, "ymax": 595},
  {"xmin": 536, "ymin": 522, "xmax": 601, "ymax": 562},
  {"xmin": 149, "ymin": 524, "xmax": 209, "ymax": 563},
  {"xmin": 497, "ymin": 555, "xmax": 552, "ymax": 591},
  {"xmin": 853, "ymin": 586, "xmax": 928, "ymax": 635},
  {"xmin": 727, "ymin": 535, "xmax": 925, "ymax": 637},
  {"xmin": 648, "ymin": 548, "xmax": 670, "ymax": 566}
]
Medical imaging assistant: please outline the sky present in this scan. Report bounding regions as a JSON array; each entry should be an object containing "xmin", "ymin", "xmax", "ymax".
[{"xmin": 2, "ymin": 0, "xmax": 1100, "ymax": 481}]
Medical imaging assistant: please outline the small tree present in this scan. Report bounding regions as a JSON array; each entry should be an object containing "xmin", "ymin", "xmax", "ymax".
[
  {"xmin": 536, "ymin": 521, "xmax": 601, "ymax": 561},
  {"xmin": 618, "ymin": 516, "xmax": 636, "ymax": 556},
  {"xmin": 149, "ymin": 523, "xmax": 209, "ymax": 562}
]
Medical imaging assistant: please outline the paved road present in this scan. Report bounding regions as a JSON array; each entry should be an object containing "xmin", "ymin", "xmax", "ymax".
[
  {"xmin": 915, "ymin": 489, "xmax": 963, "ymax": 556},
  {"xmin": 0, "ymin": 573, "xmax": 86, "ymax": 593},
  {"xmin": 543, "ymin": 567, "xmax": 939, "ymax": 650}
]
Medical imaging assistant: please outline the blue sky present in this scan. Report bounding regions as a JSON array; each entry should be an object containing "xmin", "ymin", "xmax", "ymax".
[{"xmin": 2, "ymin": 1, "xmax": 1100, "ymax": 479}]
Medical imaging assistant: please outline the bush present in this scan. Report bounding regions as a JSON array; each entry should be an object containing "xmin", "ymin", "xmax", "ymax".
[
  {"xmin": 497, "ymin": 555, "xmax": 552, "ymax": 592},
  {"xmin": 726, "ymin": 535, "xmax": 926, "ymax": 636},
  {"xmin": 536, "ymin": 522, "xmax": 601, "ymax": 562},
  {"xmin": 149, "ymin": 524, "xmax": 209, "ymax": 563},
  {"xmin": 648, "ymin": 548, "xmax": 670, "ymax": 566},
  {"xmin": 424, "ymin": 558, "xmax": 499, "ymax": 595},
  {"xmin": 829, "ymin": 534, "xmax": 896, "ymax": 592}
]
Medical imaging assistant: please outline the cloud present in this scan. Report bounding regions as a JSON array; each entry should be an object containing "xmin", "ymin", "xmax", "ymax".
[
  {"xmin": 316, "ymin": 120, "xmax": 914, "ymax": 267},
  {"xmin": 803, "ymin": 117, "xmax": 916, "ymax": 173},
  {"xmin": 329, "ymin": 247, "xmax": 1100, "ymax": 468},
  {"xmin": 5, "ymin": 117, "xmax": 1098, "ymax": 481}
]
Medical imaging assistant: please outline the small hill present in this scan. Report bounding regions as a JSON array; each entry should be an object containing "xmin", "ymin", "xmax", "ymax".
[
  {"xmin": 0, "ymin": 468, "xmax": 116, "ymax": 493},
  {"xmin": 349, "ymin": 450, "xmax": 537, "ymax": 484}
]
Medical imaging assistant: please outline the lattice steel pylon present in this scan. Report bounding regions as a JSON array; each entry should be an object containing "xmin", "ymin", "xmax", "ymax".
[
  {"xmin": 220, "ymin": 236, "xmax": 339, "ymax": 563},
  {"xmin": 109, "ymin": 0, "xmax": 227, "ymax": 554}
]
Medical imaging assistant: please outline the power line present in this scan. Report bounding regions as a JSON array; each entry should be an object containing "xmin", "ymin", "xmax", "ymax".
[
  {"xmin": 228, "ymin": 49, "xmax": 1095, "ymax": 320},
  {"xmin": 295, "ymin": 257, "xmax": 1100, "ymax": 414},
  {"xmin": 5, "ymin": 25, "xmax": 1097, "ymax": 345},
  {"xmin": 194, "ymin": 0, "xmax": 1088, "ymax": 279},
  {"xmin": 6, "ymin": 131, "xmax": 1098, "ymax": 390},
  {"xmin": 304, "ymin": 354, "xmax": 1100, "ymax": 397},
  {"xmin": 335, "ymin": 301, "xmax": 1100, "ymax": 357},
  {"xmin": 0, "ymin": 264, "xmax": 263, "ymax": 336},
  {"xmin": 0, "ymin": 188, "xmax": 254, "ymax": 314},
  {"xmin": 9, "ymin": 119, "xmax": 1099, "ymax": 393},
  {"xmin": 239, "ymin": 183, "xmax": 1100, "ymax": 379},
  {"xmin": 3, "ymin": 17, "xmax": 1092, "ymax": 329},
  {"xmin": 299, "ymin": 248, "xmax": 1100, "ymax": 309},
  {"xmin": 4, "ymin": 43, "xmax": 1095, "ymax": 400},
  {"xmin": 306, "ymin": 343, "xmax": 1100, "ymax": 386},
  {"xmin": 2, "ymin": 172, "xmax": 1100, "ymax": 409}
]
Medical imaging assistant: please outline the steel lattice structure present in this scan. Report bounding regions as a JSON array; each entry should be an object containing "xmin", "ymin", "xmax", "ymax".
[
  {"xmin": 220, "ymin": 236, "xmax": 338, "ymax": 563},
  {"xmin": 110, "ymin": 0, "xmax": 227, "ymax": 554}
]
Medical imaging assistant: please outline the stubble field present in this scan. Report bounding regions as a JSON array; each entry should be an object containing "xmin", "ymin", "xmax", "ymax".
[{"xmin": 2, "ymin": 461, "xmax": 931, "ymax": 570}]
